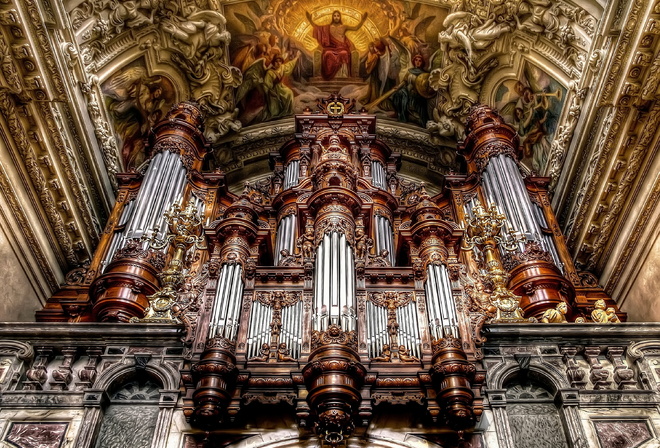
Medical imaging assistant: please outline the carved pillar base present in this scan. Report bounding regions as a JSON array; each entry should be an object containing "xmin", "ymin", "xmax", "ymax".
[
  {"xmin": 191, "ymin": 338, "xmax": 238, "ymax": 428},
  {"xmin": 430, "ymin": 337, "xmax": 479, "ymax": 433},
  {"xmin": 90, "ymin": 241, "xmax": 164, "ymax": 322},
  {"xmin": 302, "ymin": 325, "xmax": 366, "ymax": 446}
]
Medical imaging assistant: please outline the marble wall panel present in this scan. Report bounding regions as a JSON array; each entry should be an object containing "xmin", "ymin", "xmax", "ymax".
[
  {"xmin": 5, "ymin": 422, "xmax": 68, "ymax": 448},
  {"xmin": 593, "ymin": 420, "xmax": 653, "ymax": 448}
]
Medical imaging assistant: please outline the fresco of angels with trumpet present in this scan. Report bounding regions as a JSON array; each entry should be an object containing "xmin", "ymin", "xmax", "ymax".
[{"xmin": 224, "ymin": 0, "xmax": 447, "ymax": 127}]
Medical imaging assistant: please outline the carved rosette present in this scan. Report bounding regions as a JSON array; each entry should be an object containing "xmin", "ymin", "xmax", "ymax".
[
  {"xmin": 506, "ymin": 241, "xmax": 576, "ymax": 319},
  {"xmin": 191, "ymin": 337, "xmax": 239, "ymax": 427},
  {"xmin": 458, "ymin": 105, "xmax": 521, "ymax": 175},
  {"xmin": 90, "ymin": 239, "xmax": 165, "ymax": 322},
  {"xmin": 303, "ymin": 325, "xmax": 366, "ymax": 446},
  {"xmin": 429, "ymin": 337, "xmax": 481, "ymax": 432}
]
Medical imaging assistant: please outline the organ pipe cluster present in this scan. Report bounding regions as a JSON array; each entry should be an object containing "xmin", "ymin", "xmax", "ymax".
[{"xmin": 38, "ymin": 98, "xmax": 625, "ymax": 443}]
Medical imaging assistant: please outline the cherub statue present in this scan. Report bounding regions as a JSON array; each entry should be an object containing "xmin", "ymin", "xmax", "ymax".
[
  {"xmin": 540, "ymin": 302, "xmax": 568, "ymax": 323},
  {"xmin": 398, "ymin": 345, "xmax": 420, "ymax": 363},
  {"xmin": 368, "ymin": 249, "xmax": 390, "ymax": 267},
  {"xmin": 591, "ymin": 299, "xmax": 608, "ymax": 323},
  {"xmin": 606, "ymin": 307, "xmax": 621, "ymax": 323},
  {"xmin": 279, "ymin": 249, "xmax": 301, "ymax": 267},
  {"xmin": 355, "ymin": 227, "xmax": 367, "ymax": 260},
  {"xmin": 277, "ymin": 343, "xmax": 296, "ymax": 362},
  {"xmin": 371, "ymin": 344, "xmax": 391, "ymax": 362},
  {"xmin": 249, "ymin": 343, "xmax": 270, "ymax": 362}
]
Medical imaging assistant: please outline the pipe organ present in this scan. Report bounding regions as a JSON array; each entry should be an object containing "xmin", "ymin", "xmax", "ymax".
[{"xmin": 37, "ymin": 99, "xmax": 625, "ymax": 445}]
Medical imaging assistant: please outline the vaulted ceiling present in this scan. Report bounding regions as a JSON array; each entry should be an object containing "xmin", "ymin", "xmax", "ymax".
[{"xmin": 0, "ymin": 0, "xmax": 658, "ymax": 322}]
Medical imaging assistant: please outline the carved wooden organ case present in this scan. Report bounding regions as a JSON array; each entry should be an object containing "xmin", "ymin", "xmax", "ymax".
[{"xmin": 37, "ymin": 100, "xmax": 623, "ymax": 444}]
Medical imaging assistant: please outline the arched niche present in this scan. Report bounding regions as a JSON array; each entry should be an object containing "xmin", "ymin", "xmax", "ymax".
[
  {"xmin": 94, "ymin": 372, "xmax": 162, "ymax": 448},
  {"xmin": 74, "ymin": 359, "xmax": 179, "ymax": 448},
  {"xmin": 487, "ymin": 362, "xmax": 588, "ymax": 448},
  {"xmin": 502, "ymin": 377, "xmax": 570, "ymax": 448}
]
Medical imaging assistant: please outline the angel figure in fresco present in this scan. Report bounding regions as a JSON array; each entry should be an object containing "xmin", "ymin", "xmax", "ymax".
[
  {"xmin": 306, "ymin": 10, "xmax": 368, "ymax": 80},
  {"xmin": 236, "ymin": 51, "xmax": 301, "ymax": 124},
  {"xmin": 230, "ymin": 2, "xmax": 312, "ymax": 80},
  {"xmin": 103, "ymin": 66, "xmax": 173, "ymax": 169},
  {"xmin": 360, "ymin": 38, "xmax": 396, "ymax": 107},
  {"xmin": 391, "ymin": 4, "xmax": 436, "ymax": 61},
  {"xmin": 362, "ymin": 37, "xmax": 433, "ymax": 127},
  {"xmin": 230, "ymin": 3, "xmax": 281, "ymax": 73},
  {"xmin": 499, "ymin": 76, "xmax": 562, "ymax": 172},
  {"xmin": 391, "ymin": 53, "xmax": 433, "ymax": 126}
]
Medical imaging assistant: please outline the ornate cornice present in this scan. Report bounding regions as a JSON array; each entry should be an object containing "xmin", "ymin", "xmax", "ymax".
[
  {"xmin": 0, "ymin": 162, "xmax": 59, "ymax": 291},
  {"xmin": 0, "ymin": 91, "xmax": 78, "ymax": 265},
  {"xmin": 561, "ymin": 0, "xmax": 659, "ymax": 274}
]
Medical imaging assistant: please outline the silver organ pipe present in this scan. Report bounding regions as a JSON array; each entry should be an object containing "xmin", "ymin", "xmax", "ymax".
[
  {"xmin": 246, "ymin": 300, "xmax": 272, "ymax": 359},
  {"xmin": 101, "ymin": 198, "xmax": 136, "ymax": 272},
  {"xmin": 365, "ymin": 301, "xmax": 385, "ymax": 358},
  {"xmin": 396, "ymin": 301, "xmax": 421, "ymax": 359},
  {"xmin": 531, "ymin": 202, "xmax": 563, "ymax": 271},
  {"xmin": 481, "ymin": 154, "xmax": 561, "ymax": 266},
  {"xmin": 274, "ymin": 214, "xmax": 297, "ymax": 265},
  {"xmin": 366, "ymin": 300, "xmax": 374, "ymax": 356},
  {"xmin": 313, "ymin": 231, "xmax": 356, "ymax": 331},
  {"xmin": 371, "ymin": 161, "xmax": 387, "ymax": 189},
  {"xmin": 105, "ymin": 151, "xmax": 188, "ymax": 263},
  {"xmin": 425, "ymin": 264, "xmax": 458, "ymax": 339},
  {"xmin": 374, "ymin": 215, "xmax": 395, "ymax": 266},
  {"xmin": 209, "ymin": 263, "xmax": 245, "ymax": 341},
  {"xmin": 283, "ymin": 160, "xmax": 300, "ymax": 190},
  {"xmin": 281, "ymin": 300, "xmax": 302, "ymax": 358},
  {"xmin": 377, "ymin": 306, "xmax": 386, "ymax": 356}
]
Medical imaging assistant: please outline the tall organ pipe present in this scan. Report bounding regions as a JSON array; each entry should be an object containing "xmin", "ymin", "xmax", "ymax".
[
  {"xmin": 283, "ymin": 160, "xmax": 300, "ymax": 190},
  {"xmin": 130, "ymin": 151, "xmax": 187, "ymax": 239},
  {"xmin": 209, "ymin": 263, "xmax": 244, "ymax": 341},
  {"xmin": 374, "ymin": 215, "xmax": 395, "ymax": 266},
  {"xmin": 371, "ymin": 161, "xmax": 387, "ymax": 189},
  {"xmin": 313, "ymin": 231, "xmax": 356, "ymax": 331},
  {"xmin": 482, "ymin": 154, "xmax": 561, "ymax": 267},
  {"xmin": 425, "ymin": 264, "xmax": 458, "ymax": 339},
  {"xmin": 274, "ymin": 214, "xmax": 297, "ymax": 265}
]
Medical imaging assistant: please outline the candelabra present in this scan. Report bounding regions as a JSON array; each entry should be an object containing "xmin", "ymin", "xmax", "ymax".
[
  {"xmin": 462, "ymin": 201, "xmax": 530, "ymax": 323},
  {"xmin": 133, "ymin": 201, "xmax": 207, "ymax": 323}
]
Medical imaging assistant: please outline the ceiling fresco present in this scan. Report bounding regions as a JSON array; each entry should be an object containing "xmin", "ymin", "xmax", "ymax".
[
  {"xmin": 101, "ymin": 60, "xmax": 178, "ymax": 168},
  {"xmin": 225, "ymin": 0, "xmax": 448, "ymax": 128},
  {"xmin": 494, "ymin": 62, "xmax": 566, "ymax": 173},
  {"xmin": 69, "ymin": 0, "xmax": 598, "ymax": 177}
]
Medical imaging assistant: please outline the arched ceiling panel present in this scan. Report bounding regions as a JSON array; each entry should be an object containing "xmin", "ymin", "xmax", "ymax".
[{"xmin": 68, "ymin": 0, "xmax": 601, "ymax": 180}]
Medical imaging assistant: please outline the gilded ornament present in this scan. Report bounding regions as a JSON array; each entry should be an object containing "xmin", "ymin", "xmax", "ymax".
[
  {"xmin": 132, "ymin": 200, "xmax": 207, "ymax": 323},
  {"xmin": 540, "ymin": 302, "xmax": 569, "ymax": 323},
  {"xmin": 590, "ymin": 299, "xmax": 621, "ymax": 323},
  {"xmin": 462, "ymin": 201, "xmax": 531, "ymax": 323}
]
